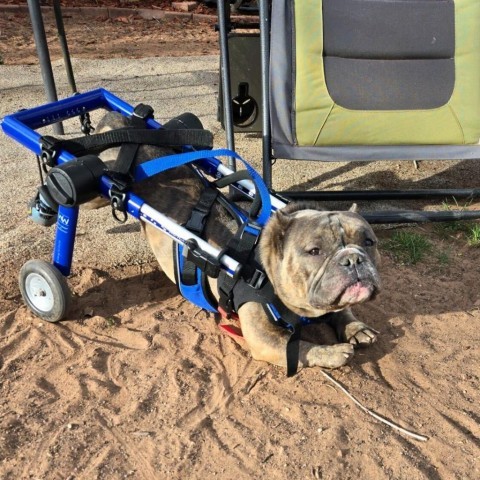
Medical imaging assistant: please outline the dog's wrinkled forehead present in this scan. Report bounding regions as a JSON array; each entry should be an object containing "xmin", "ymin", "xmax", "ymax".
[{"xmin": 286, "ymin": 209, "xmax": 374, "ymax": 248}]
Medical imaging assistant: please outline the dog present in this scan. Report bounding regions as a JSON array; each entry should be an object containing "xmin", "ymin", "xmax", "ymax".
[{"xmin": 90, "ymin": 111, "xmax": 381, "ymax": 371}]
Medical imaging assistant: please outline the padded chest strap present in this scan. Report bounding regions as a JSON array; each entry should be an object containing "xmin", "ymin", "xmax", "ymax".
[{"xmin": 217, "ymin": 231, "xmax": 304, "ymax": 377}]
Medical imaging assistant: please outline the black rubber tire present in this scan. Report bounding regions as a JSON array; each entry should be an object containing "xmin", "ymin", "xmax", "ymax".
[{"xmin": 19, "ymin": 260, "xmax": 71, "ymax": 322}]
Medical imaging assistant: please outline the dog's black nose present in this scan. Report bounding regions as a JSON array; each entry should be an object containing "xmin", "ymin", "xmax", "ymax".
[{"xmin": 339, "ymin": 251, "xmax": 363, "ymax": 267}]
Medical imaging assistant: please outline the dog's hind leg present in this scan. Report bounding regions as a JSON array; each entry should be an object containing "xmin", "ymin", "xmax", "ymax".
[
  {"xmin": 325, "ymin": 309, "xmax": 378, "ymax": 346},
  {"xmin": 143, "ymin": 224, "xmax": 176, "ymax": 283},
  {"xmin": 238, "ymin": 303, "xmax": 354, "ymax": 370}
]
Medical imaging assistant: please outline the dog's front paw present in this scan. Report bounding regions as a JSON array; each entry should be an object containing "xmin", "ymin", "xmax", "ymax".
[
  {"xmin": 343, "ymin": 321, "xmax": 379, "ymax": 346},
  {"xmin": 306, "ymin": 343, "xmax": 354, "ymax": 369}
]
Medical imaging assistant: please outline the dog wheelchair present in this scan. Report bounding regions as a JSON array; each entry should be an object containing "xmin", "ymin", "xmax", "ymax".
[{"xmin": 0, "ymin": 88, "xmax": 286, "ymax": 323}]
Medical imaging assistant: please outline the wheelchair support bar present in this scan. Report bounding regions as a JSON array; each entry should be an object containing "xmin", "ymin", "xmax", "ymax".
[
  {"xmin": 53, "ymin": 206, "xmax": 79, "ymax": 276},
  {"xmin": 1, "ymin": 89, "xmax": 250, "ymax": 277}
]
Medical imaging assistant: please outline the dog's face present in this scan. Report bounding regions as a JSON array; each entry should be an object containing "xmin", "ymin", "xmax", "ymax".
[{"xmin": 259, "ymin": 203, "xmax": 380, "ymax": 317}]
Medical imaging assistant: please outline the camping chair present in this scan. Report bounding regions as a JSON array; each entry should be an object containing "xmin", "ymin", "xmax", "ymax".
[{"xmin": 218, "ymin": 0, "xmax": 480, "ymax": 223}]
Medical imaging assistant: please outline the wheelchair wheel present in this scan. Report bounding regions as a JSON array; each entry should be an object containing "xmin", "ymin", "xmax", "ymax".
[{"xmin": 19, "ymin": 260, "xmax": 71, "ymax": 322}]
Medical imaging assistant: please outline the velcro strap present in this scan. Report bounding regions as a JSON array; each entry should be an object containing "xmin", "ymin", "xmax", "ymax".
[
  {"xmin": 262, "ymin": 303, "xmax": 303, "ymax": 377},
  {"xmin": 217, "ymin": 221, "xmax": 263, "ymax": 314},
  {"xmin": 181, "ymin": 188, "xmax": 219, "ymax": 285},
  {"xmin": 41, "ymin": 128, "xmax": 213, "ymax": 158},
  {"xmin": 185, "ymin": 188, "xmax": 219, "ymax": 234},
  {"xmin": 181, "ymin": 260, "xmax": 198, "ymax": 287},
  {"xmin": 113, "ymin": 142, "xmax": 140, "ymax": 179},
  {"xmin": 283, "ymin": 313, "xmax": 303, "ymax": 377}
]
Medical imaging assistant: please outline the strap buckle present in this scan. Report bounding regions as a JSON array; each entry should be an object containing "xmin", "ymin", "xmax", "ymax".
[
  {"xmin": 80, "ymin": 112, "xmax": 95, "ymax": 135},
  {"xmin": 39, "ymin": 136, "xmax": 57, "ymax": 168},
  {"xmin": 240, "ymin": 221, "xmax": 262, "ymax": 242},
  {"xmin": 248, "ymin": 269, "xmax": 267, "ymax": 290},
  {"xmin": 110, "ymin": 188, "xmax": 128, "ymax": 223},
  {"xmin": 183, "ymin": 238, "xmax": 221, "ymax": 278}
]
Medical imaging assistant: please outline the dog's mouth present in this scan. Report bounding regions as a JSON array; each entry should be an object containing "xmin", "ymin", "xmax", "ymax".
[
  {"xmin": 336, "ymin": 281, "xmax": 376, "ymax": 305},
  {"xmin": 310, "ymin": 279, "xmax": 378, "ymax": 310}
]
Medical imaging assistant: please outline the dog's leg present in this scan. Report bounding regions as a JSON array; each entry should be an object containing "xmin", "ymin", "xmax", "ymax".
[
  {"xmin": 238, "ymin": 303, "xmax": 354, "ymax": 369},
  {"xmin": 325, "ymin": 309, "xmax": 378, "ymax": 346},
  {"xmin": 143, "ymin": 224, "xmax": 176, "ymax": 282}
]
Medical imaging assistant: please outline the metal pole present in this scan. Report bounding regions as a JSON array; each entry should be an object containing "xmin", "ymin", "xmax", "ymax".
[
  {"xmin": 259, "ymin": 0, "xmax": 272, "ymax": 187},
  {"xmin": 362, "ymin": 210, "xmax": 480, "ymax": 224},
  {"xmin": 53, "ymin": 0, "xmax": 93, "ymax": 134},
  {"xmin": 282, "ymin": 188, "xmax": 480, "ymax": 202},
  {"xmin": 53, "ymin": 0, "xmax": 77, "ymax": 93},
  {"xmin": 217, "ymin": 0, "xmax": 236, "ymax": 171},
  {"xmin": 27, "ymin": 0, "xmax": 64, "ymax": 135}
]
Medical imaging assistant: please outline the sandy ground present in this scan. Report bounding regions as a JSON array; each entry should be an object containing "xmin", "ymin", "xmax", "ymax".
[{"xmin": 0, "ymin": 10, "xmax": 479, "ymax": 480}]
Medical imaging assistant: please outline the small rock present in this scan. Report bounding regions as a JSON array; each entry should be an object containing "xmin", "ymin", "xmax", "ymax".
[
  {"xmin": 132, "ymin": 431, "xmax": 152, "ymax": 437},
  {"xmin": 172, "ymin": 1, "xmax": 198, "ymax": 12}
]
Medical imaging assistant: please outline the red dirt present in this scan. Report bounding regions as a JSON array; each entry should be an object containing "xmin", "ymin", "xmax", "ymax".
[{"xmin": 0, "ymin": 1, "xmax": 220, "ymax": 65}]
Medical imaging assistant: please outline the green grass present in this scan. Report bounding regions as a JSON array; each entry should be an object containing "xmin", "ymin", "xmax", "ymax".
[
  {"xmin": 383, "ymin": 196, "xmax": 480, "ymax": 263},
  {"xmin": 383, "ymin": 231, "xmax": 433, "ymax": 265},
  {"xmin": 436, "ymin": 250, "xmax": 451, "ymax": 266},
  {"xmin": 434, "ymin": 220, "xmax": 473, "ymax": 239},
  {"xmin": 467, "ymin": 224, "xmax": 480, "ymax": 247},
  {"xmin": 434, "ymin": 198, "xmax": 479, "ymax": 240}
]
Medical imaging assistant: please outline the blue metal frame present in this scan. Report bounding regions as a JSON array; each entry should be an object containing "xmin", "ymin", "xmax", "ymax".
[
  {"xmin": 0, "ymin": 89, "xmax": 161, "ymax": 275},
  {"xmin": 1, "ymin": 89, "xmax": 281, "ymax": 277}
]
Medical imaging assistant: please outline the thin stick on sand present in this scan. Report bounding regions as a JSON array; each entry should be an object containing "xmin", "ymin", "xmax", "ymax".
[{"xmin": 320, "ymin": 370, "xmax": 429, "ymax": 442}]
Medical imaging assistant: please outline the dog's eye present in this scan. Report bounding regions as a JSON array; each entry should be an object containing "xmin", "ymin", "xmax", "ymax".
[
  {"xmin": 308, "ymin": 248, "xmax": 321, "ymax": 256},
  {"xmin": 364, "ymin": 238, "xmax": 375, "ymax": 247}
]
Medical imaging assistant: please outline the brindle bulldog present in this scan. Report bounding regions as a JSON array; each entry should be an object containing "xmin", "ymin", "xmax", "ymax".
[{"xmin": 90, "ymin": 112, "xmax": 381, "ymax": 371}]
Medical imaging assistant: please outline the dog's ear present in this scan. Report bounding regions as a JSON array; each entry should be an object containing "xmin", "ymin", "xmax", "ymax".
[
  {"xmin": 272, "ymin": 209, "xmax": 293, "ymax": 249},
  {"xmin": 349, "ymin": 203, "xmax": 358, "ymax": 213},
  {"xmin": 259, "ymin": 208, "xmax": 293, "ymax": 273}
]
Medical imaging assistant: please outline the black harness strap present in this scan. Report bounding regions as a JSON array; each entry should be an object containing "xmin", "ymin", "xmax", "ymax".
[
  {"xmin": 41, "ymin": 128, "xmax": 213, "ymax": 160},
  {"xmin": 217, "ymin": 221, "xmax": 261, "ymax": 314},
  {"xmin": 111, "ymin": 112, "xmax": 146, "ymax": 182},
  {"xmin": 106, "ymin": 109, "xmax": 153, "ymax": 220},
  {"xmin": 40, "ymin": 102, "xmax": 213, "ymax": 169},
  {"xmin": 228, "ymin": 271, "xmax": 303, "ymax": 377},
  {"xmin": 181, "ymin": 187, "xmax": 219, "ymax": 285},
  {"xmin": 270, "ymin": 304, "xmax": 303, "ymax": 378}
]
